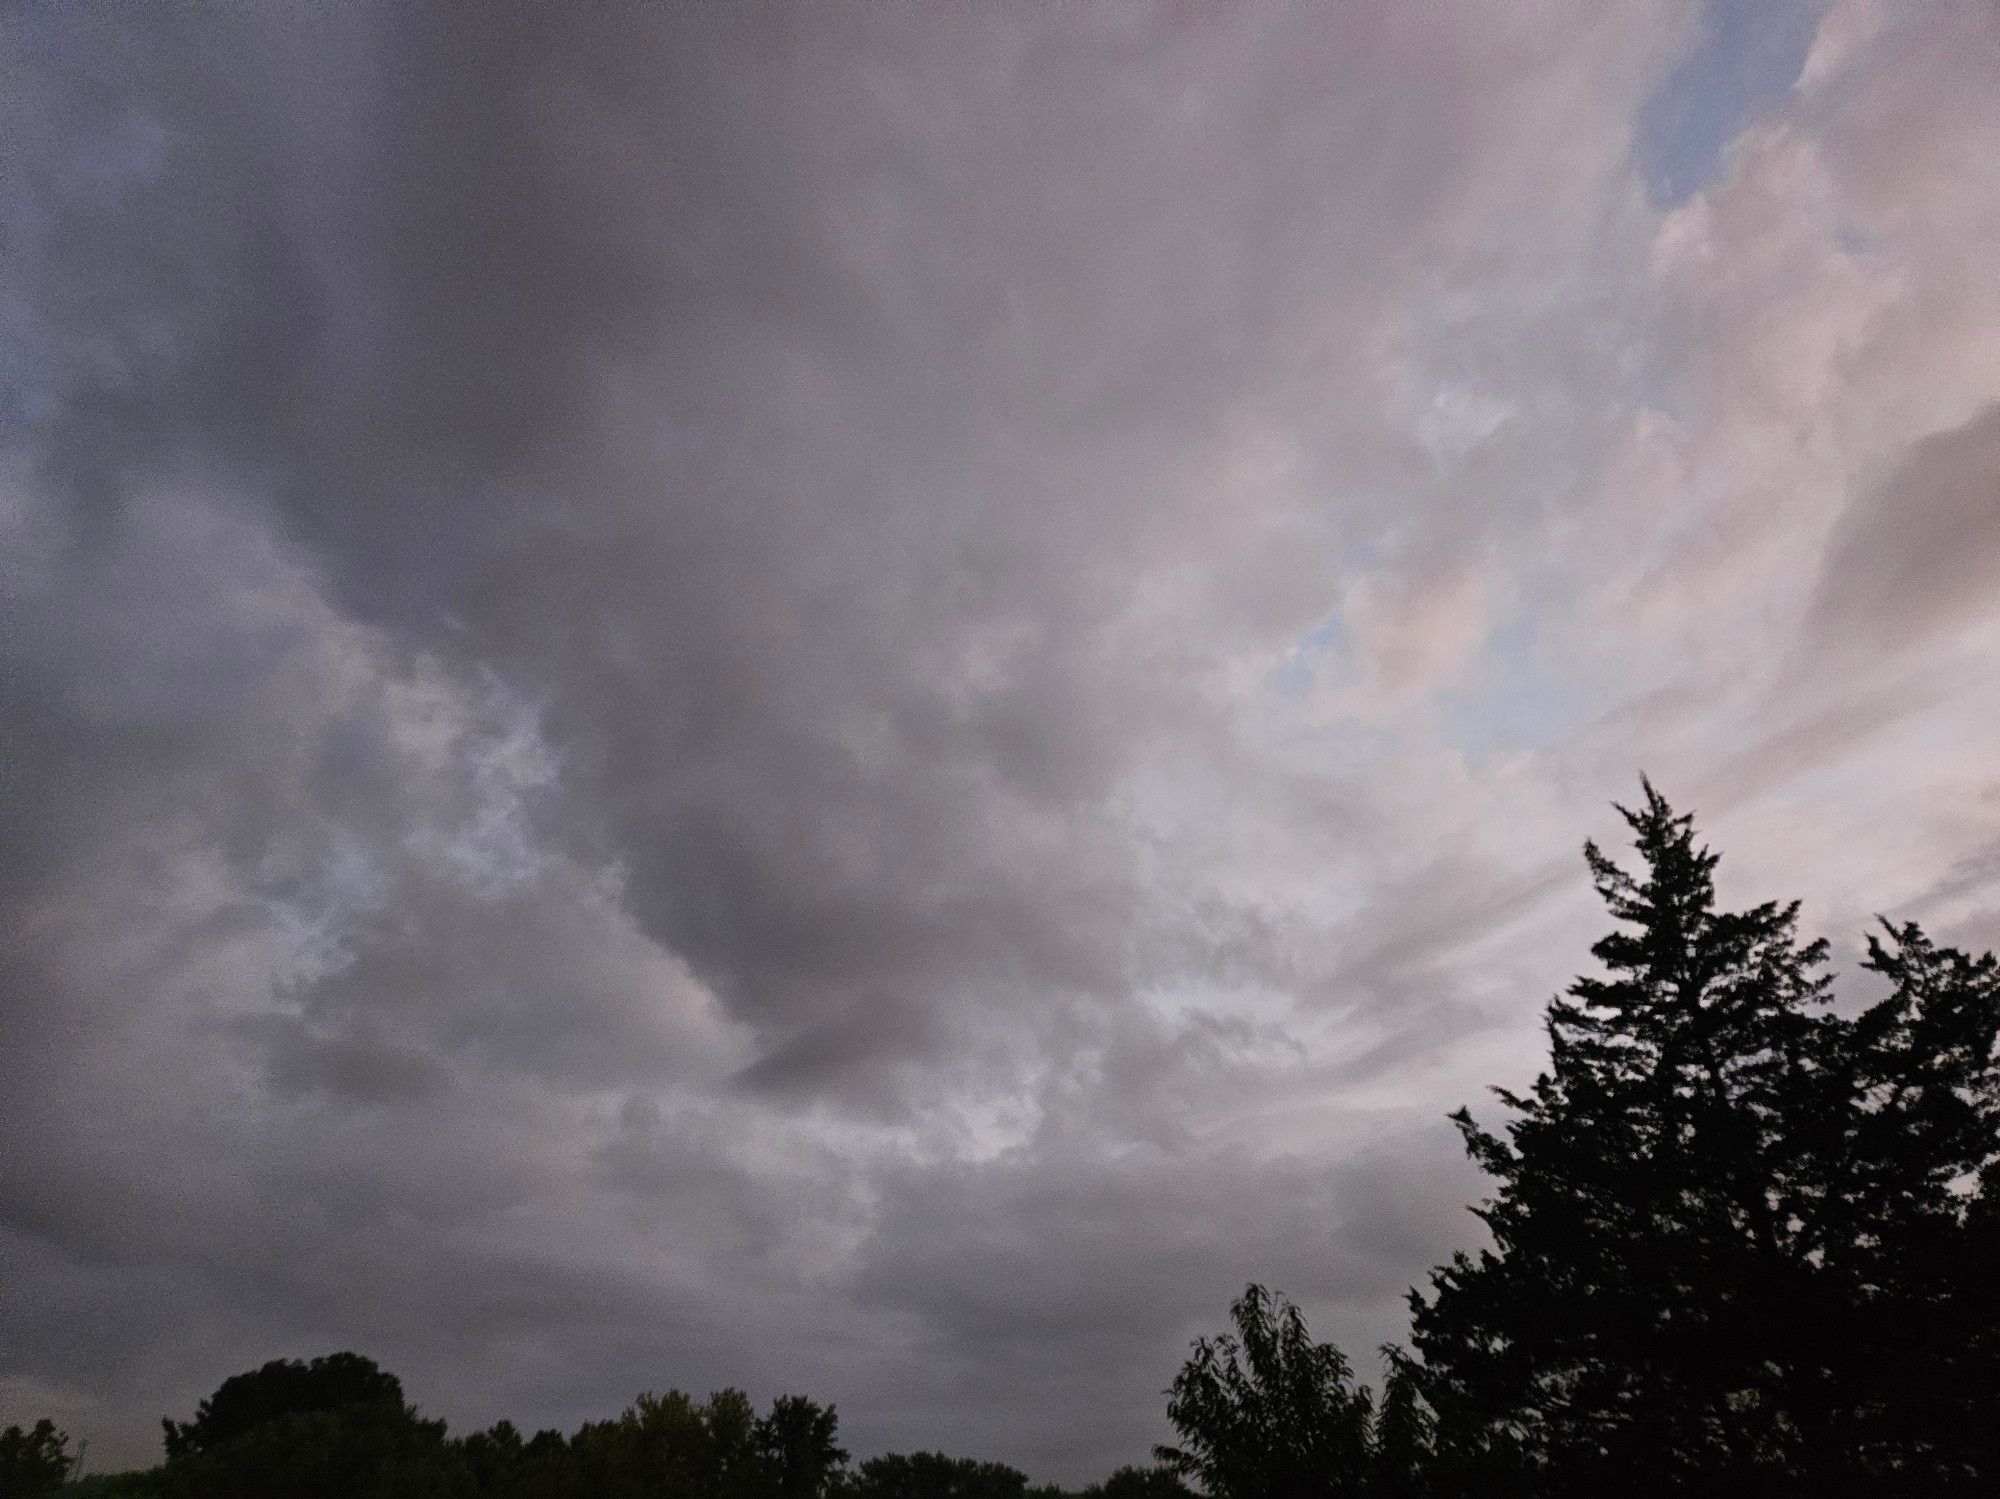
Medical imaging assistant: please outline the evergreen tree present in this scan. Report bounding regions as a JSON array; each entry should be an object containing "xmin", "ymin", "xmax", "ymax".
[
  {"xmin": 1813, "ymin": 922, "xmax": 2000, "ymax": 1484},
  {"xmin": 1408, "ymin": 784, "xmax": 2000, "ymax": 1495}
]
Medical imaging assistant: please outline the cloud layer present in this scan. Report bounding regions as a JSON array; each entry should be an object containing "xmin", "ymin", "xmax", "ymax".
[{"xmin": 5, "ymin": 0, "xmax": 1999, "ymax": 1482}]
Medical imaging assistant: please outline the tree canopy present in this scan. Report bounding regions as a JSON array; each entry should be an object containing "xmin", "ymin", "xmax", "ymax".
[
  {"xmin": 1409, "ymin": 784, "xmax": 2000, "ymax": 1494},
  {"xmin": 0, "ymin": 1421, "xmax": 78, "ymax": 1498},
  {"xmin": 159, "ymin": 1352, "xmax": 412, "ymax": 1461},
  {"xmin": 1155, "ymin": 1284, "xmax": 1375, "ymax": 1498}
]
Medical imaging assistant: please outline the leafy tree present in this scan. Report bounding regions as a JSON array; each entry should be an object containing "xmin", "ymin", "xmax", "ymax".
[
  {"xmin": 0, "ymin": 1420, "xmax": 77, "ymax": 1498},
  {"xmin": 846, "ymin": 1450, "xmax": 1036, "ymax": 1499},
  {"xmin": 761, "ymin": 1393, "xmax": 848, "ymax": 1499},
  {"xmin": 1155, "ymin": 1284, "xmax": 1376, "ymax": 1498},
  {"xmin": 161, "ymin": 1351, "xmax": 412, "ymax": 1459},
  {"xmin": 148, "ymin": 1351, "xmax": 453, "ymax": 1498},
  {"xmin": 521, "ymin": 1387, "xmax": 846, "ymax": 1499},
  {"xmin": 1408, "ymin": 784, "xmax": 2000, "ymax": 1495},
  {"xmin": 150, "ymin": 1403, "xmax": 465, "ymax": 1499},
  {"xmin": 127, "ymin": 1361, "xmax": 862, "ymax": 1499},
  {"xmin": 453, "ymin": 1418, "xmax": 583, "ymax": 1499},
  {"xmin": 1080, "ymin": 1465, "xmax": 1194, "ymax": 1498},
  {"xmin": 1367, "ymin": 1351, "xmax": 1433, "ymax": 1499},
  {"xmin": 566, "ymin": 1387, "xmax": 768, "ymax": 1498}
]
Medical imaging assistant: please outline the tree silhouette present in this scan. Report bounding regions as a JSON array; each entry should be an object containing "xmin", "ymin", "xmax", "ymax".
[
  {"xmin": 1156, "ymin": 1284, "xmax": 1377, "ymax": 1497},
  {"xmin": 162, "ymin": 1351, "xmax": 414, "ymax": 1460},
  {"xmin": 759, "ymin": 1393, "xmax": 848, "ymax": 1499},
  {"xmin": 1409, "ymin": 784, "xmax": 2000, "ymax": 1495},
  {"xmin": 845, "ymin": 1449, "xmax": 1041, "ymax": 1498},
  {"xmin": 149, "ymin": 1403, "xmax": 461, "ymax": 1499},
  {"xmin": 1367, "ymin": 1351, "xmax": 1434, "ymax": 1499},
  {"xmin": 0, "ymin": 1420, "xmax": 77, "ymax": 1498},
  {"xmin": 1080, "ymin": 1465, "xmax": 1194, "ymax": 1499},
  {"xmin": 1814, "ymin": 922, "xmax": 2000, "ymax": 1482}
]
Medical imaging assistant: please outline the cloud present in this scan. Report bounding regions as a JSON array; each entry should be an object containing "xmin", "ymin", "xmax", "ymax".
[
  {"xmin": 1808, "ymin": 404, "xmax": 2000, "ymax": 654},
  {"xmin": 5, "ymin": 0, "xmax": 2000, "ymax": 1485}
]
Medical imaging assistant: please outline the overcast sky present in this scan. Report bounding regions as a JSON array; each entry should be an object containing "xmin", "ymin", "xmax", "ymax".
[{"xmin": 5, "ymin": 0, "xmax": 1999, "ymax": 1483}]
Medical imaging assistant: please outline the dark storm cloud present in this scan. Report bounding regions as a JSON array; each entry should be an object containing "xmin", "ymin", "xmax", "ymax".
[
  {"xmin": 8, "ymin": 0, "xmax": 1654, "ymax": 1094},
  {"xmin": 9, "ymin": 0, "xmax": 1999, "ymax": 1485}
]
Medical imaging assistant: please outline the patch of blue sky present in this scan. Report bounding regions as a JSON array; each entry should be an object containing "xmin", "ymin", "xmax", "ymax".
[
  {"xmin": 1635, "ymin": 0, "xmax": 1828, "ymax": 207},
  {"xmin": 1438, "ymin": 612, "xmax": 1593, "ymax": 759},
  {"xmin": 1265, "ymin": 630, "xmax": 1329, "ymax": 700},
  {"xmin": 1264, "ymin": 533, "xmax": 1387, "ymax": 700},
  {"xmin": 1296, "ymin": 609, "xmax": 1346, "ymax": 657}
]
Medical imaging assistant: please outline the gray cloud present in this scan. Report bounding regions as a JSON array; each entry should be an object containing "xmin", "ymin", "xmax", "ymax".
[
  {"xmin": 1809, "ymin": 403, "xmax": 2000, "ymax": 653},
  {"xmin": 6, "ymin": 0, "xmax": 2000, "ymax": 1486}
]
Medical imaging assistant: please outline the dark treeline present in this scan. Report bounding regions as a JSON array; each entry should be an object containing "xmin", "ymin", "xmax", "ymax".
[
  {"xmin": 8, "ymin": 787, "xmax": 1997, "ymax": 1497},
  {"xmin": 9, "ymin": 1351, "xmax": 1189, "ymax": 1499}
]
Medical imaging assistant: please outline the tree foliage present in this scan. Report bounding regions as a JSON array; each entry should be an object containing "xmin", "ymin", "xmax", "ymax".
[
  {"xmin": 160, "ymin": 1351, "xmax": 411, "ymax": 1460},
  {"xmin": 0, "ymin": 1420, "xmax": 78, "ymax": 1498},
  {"xmin": 1409, "ymin": 783, "xmax": 2000, "ymax": 1494},
  {"xmin": 148, "ymin": 1404, "xmax": 461, "ymax": 1499},
  {"xmin": 1156, "ymin": 787, "xmax": 1999, "ymax": 1496},
  {"xmin": 1079, "ymin": 1467, "xmax": 1193, "ymax": 1499},
  {"xmin": 1155, "ymin": 1284, "xmax": 1378, "ymax": 1497},
  {"xmin": 55, "ymin": 1369, "xmax": 1051, "ymax": 1497},
  {"xmin": 846, "ymin": 1449, "xmax": 1042, "ymax": 1498}
]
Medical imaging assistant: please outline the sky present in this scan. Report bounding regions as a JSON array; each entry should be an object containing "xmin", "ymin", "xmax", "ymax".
[{"xmin": 4, "ymin": 0, "xmax": 1999, "ymax": 1484}]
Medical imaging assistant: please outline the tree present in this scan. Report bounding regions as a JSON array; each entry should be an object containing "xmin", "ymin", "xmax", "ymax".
[
  {"xmin": 1367, "ymin": 1351, "xmax": 1433, "ymax": 1499},
  {"xmin": 759, "ymin": 1394, "xmax": 848, "ymax": 1499},
  {"xmin": 162, "ymin": 1351, "xmax": 413, "ymax": 1459},
  {"xmin": 150, "ymin": 1404, "xmax": 465, "ymax": 1499},
  {"xmin": 1408, "ymin": 784, "xmax": 2000, "ymax": 1495},
  {"xmin": 845, "ymin": 1450, "xmax": 1035, "ymax": 1499},
  {"xmin": 1081, "ymin": 1465, "xmax": 1194, "ymax": 1498},
  {"xmin": 1813, "ymin": 921, "xmax": 2000, "ymax": 1483},
  {"xmin": 0, "ymin": 1420, "xmax": 78, "ymax": 1498},
  {"xmin": 1156, "ymin": 1284, "xmax": 1376, "ymax": 1498},
  {"xmin": 152, "ymin": 1353, "xmax": 461, "ymax": 1498},
  {"xmin": 535, "ymin": 1387, "xmax": 851, "ymax": 1499},
  {"xmin": 565, "ymin": 1387, "xmax": 759, "ymax": 1499}
]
